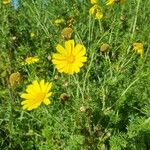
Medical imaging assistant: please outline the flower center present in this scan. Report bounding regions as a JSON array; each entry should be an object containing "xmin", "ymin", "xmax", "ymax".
[
  {"xmin": 67, "ymin": 55, "xmax": 75, "ymax": 63},
  {"xmin": 36, "ymin": 92, "xmax": 46, "ymax": 101}
]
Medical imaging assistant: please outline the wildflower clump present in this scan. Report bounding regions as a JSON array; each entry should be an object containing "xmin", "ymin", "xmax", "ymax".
[
  {"xmin": 21, "ymin": 80, "xmax": 52, "ymax": 111},
  {"xmin": 52, "ymin": 40, "xmax": 87, "ymax": 75}
]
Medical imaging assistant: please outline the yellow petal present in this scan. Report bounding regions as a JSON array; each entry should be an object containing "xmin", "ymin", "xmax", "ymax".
[{"xmin": 65, "ymin": 40, "xmax": 74, "ymax": 54}]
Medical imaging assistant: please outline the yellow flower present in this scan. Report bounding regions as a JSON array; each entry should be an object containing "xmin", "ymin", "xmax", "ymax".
[
  {"xmin": 30, "ymin": 32, "xmax": 35, "ymax": 38},
  {"xmin": 21, "ymin": 80, "xmax": 52, "ymax": 111},
  {"xmin": 2, "ymin": 0, "xmax": 11, "ymax": 4},
  {"xmin": 106, "ymin": 0, "xmax": 126, "ymax": 6},
  {"xmin": 54, "ymin": 18, "xmax": 65, "ymax": 25},
  {"xmin": 52, "ymin": 40, "xmax": 87, "ymax": 75},
  {"xmin": 9, "ymin": 72, "xmax": 21, "ymax": 87},
  {"xmin": 133, "ymin": 43, "xmax": 144, "ymax": 57},
  {"xmin": 89, "ymin": 5, "xmax": 103, "ymax": 20},
  {"xmin": 91, "ymin": 0, "xmax": 97, "ymax": 4},
  {"xmin": 25, "ymin": 56, "xmax": 39, "ymax": 64}
]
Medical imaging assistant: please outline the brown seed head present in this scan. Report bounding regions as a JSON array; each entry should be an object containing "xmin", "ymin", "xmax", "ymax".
[
  {"xmin": 100, "ymin": 43, "xmax": 110, "ymax": 52},
  {"xmin": 60, "ymin": 93, "xmax": 69, "ymax": 104},
  {"xmin": 80, "ymin": 106, "xmax": 86, "ymax": 112},
  {"xmin": 9, "ymin": 72, "xmax": 21, "ymax": 87},
  {"xmin": 61, "ymin": 27, "xmax": 73, "ymax": 40}
]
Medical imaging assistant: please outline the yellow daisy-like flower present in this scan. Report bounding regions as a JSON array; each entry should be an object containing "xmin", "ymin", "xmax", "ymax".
[
  {"xmin": 2, "ymin": 0, "xmax": 11, "ymax": 4},
  {"xmin": 21, "ymin": 80, "xmax": 52, "ymax": 111},
  {"xmin": 89, "ymin": 5, "xmax": 103, "ymax": 20},
  {"xmin": 91, "ymin": 0, "xmax": 97, "ymax": 4},
  {"xmin": 106, "ymin": 0, "xmax": 126, "ymax": 6},
  {"xmin": 25, "ymin": 56, "xmax": 39, "ymax": 65},
  {"xmin": 133, "ymin": 42, "xmax": 144, "ymax": 57},
  {"xmin": 52, "ymin": 40, "xmax": 87, "ymax": 75}
]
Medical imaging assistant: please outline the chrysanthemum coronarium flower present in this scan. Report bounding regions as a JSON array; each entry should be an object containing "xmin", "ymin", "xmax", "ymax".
[
  {"xmin": 2, "ymin": 0, "xmax": 11, "ymax": 4},
  {"xmin": 133, "ymin": 42, "xmax": 144, "ymax": 57},
  {"xmin": 21, "ymin": 80, "xmax": 52, "ymax": 111},
  {"xmin": 25, "ymin": 56, "xmax": 39, "ymax": 64},
  {"xmin": 106, "ymin": 0, "xmax": 126, "ymax": 6},
  {"xmin": 89, "ymin": 5, "xmax": 103, "ymax": 20},
  {"xmin": 52, "ymin": 40, "xmax": 87, "ymax": 75}
]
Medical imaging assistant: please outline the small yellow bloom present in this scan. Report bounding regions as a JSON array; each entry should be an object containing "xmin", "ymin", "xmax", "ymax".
[
  {"xmin": 52, "ymin": 40, "xmax": 87, "ymax": 75},
  {"xmin": 9, "ymin": 72, "xmax": 21, "ymax": 87},
  {"xmin": 54, "ymin": 18, "xmax": 65, "ymax": 25},
  {"xmin": 91, "ymin": 0, "xmax": 97, "ymax": 4},
  {"xmin": 2, "ymin": 0, "xmax": 11, "ymax": 4},
  {"xmin": 106, "ymin": 0, "xmax": 126, "ymax": 6},
  {"xmin": 133, "ymin": 43, "xmax": 144, "ymax": 57},
  {"xmin": 30, "ymin": 32, "xmax": 35, "ymax": 38},
  {"xmin": 89, "ymin": 5, "xmax": 103, "ymax": 20},
  {"xmin": 21, "ymin": 80, "xmax": 52, "ymax": 111},
  {"xmin": 25, "ymin": 56, "xmax": 39, "ymax": 65}
]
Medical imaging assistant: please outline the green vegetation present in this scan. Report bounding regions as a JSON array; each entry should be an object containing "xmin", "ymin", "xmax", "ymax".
[{"xmin": 0, "ymin": 0, "xmax": 150, "ymax": 149}]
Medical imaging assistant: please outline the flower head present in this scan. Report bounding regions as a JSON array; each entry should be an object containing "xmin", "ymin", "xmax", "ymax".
[
  {"xmin": 106, "ymin": 0, "xmax": 126, "ymax": 6},
  {"xmin": 30, "ymin": 32, "xmax": 35, "ymax": 38},
  {"xmin": 54, "ymin": 18, "xmax": 65, "ymax": 25},
  {"xmin": 9, "ymin": 72, "xmax": 21, "ymax": 87},
  {"xmin": 25, "ymin": 56, "xmax": 39, "ymax": 64},
  {"xmin": 91, "ymin": 0, "xmax": 97, "ymax": 4},
  {"xmin": 52, "ymin": 40, "xmax": 87, "ymax": 75},
  {"xmin": 21, "ymin": 80, "xmax": 52, "ymax": 111},
  {"xmin": 61, "ymin": 27, "xmax": 73, "ymax": 40},
  {"xmin": 89, "ymin": 5, "xmax": 103, "ymax": 20},
  {"xmin": 133, "ymin": 42, "xmax": 144, "ymax": 57},
  {"xmin": 2, "ymin": 0, "xmax": 11, "ymax": 4}
]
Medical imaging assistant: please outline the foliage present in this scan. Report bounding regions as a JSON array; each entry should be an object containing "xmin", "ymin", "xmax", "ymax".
[{"xmin": 0, "ymin": 0, "xmax": 150, "ymax": 149}]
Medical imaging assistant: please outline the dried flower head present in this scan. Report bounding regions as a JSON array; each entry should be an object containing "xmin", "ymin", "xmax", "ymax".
[
  {"xmin": 67, "ymin": 16, "xmax": 75, "ymax": 27},
  {"xmin": 59, "ymin": 93, "xmax": 69, "ymax": 104},
  {"xmin": 61, "ymin": 27, "xmax": 73, "ymax": 40},
  {"xmin": 100, "ymin": 43, "xmax": 110, "ymax": 53},
  {"xmin": 9, "ymin": 72, "xmax": 21, "ymax": 87},
  {"xmin": 80, "ymin": 106, "xmax": 86, "ymax": 112}
]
